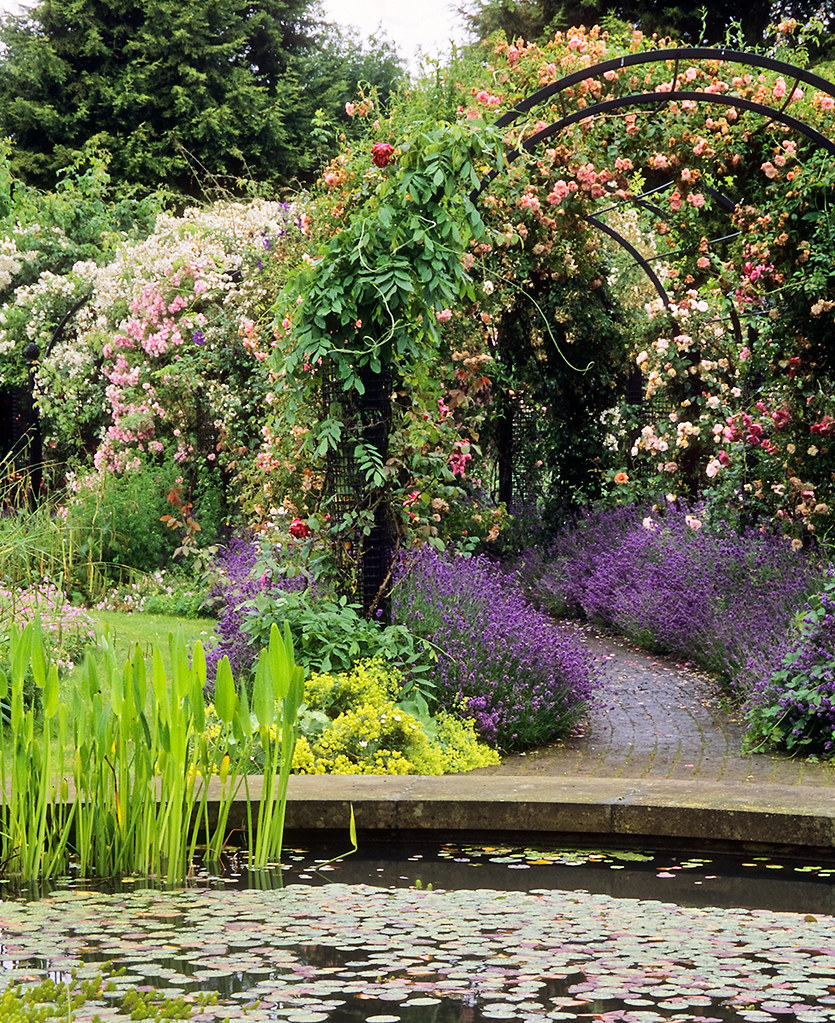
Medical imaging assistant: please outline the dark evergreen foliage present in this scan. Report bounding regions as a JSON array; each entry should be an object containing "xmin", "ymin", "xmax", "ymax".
[{"xmin": 0, "ymin": 0, "xmax": 405, "ymax": 196}]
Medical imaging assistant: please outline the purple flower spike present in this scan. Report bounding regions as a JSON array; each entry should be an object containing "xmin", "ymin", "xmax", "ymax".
[{"xmin": 393, "ymin": 546, "xmax": 598, "ymax": 751}]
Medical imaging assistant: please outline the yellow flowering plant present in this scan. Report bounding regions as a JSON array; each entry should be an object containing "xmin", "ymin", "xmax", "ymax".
[{"xmin": 202, "ymin": 657, "xmax": 499, "ymax": 776}]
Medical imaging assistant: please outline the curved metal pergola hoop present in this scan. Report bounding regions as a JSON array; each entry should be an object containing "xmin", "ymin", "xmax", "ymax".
[
  {"xmin": 587, "ymin": 179, "xmax": 740, "ymax": 290},
  {"xmin": 493, "ymin": 47, "xmax": 835, "ymax": 130},
  {"xmin": 500, "ymin": 90, "xmax": 835, "ymax": 166},
  {"xmin": 584, "ymin": 214, "xmax": 670, "ymax": 307},
  {"xmin": 582, "ymin": 210, "xmax": 745, "ymax": 346},
  {"xmin": 470, "ymin": 48, "xmax": 835, "ymax": 344}
]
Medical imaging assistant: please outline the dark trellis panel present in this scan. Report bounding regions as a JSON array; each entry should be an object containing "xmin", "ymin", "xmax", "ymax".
[
  {"xmin": 0, "ymin": 386, "xmax": 32, "ymax": 457},
  {"xmin": 1, "ymin": 295, "xmax": 90, "ymax": 505},
  {"xmin": 323, "ymin": 363, "xmax": 393, "ymax": 615},
  {"xmin": 501, "ymin": 397, "xmax": 542, "ymax": 509},
  {"xmin": 0, "ymin": 343, "xmax": 42, "ymax": 503}
]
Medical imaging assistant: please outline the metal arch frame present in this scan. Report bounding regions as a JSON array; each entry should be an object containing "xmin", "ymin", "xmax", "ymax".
[
  {"xmin": 584, "ymin": 213, "xmax": 670, "ymax": 306},
  {"xmin": 498, "ymin": 87, "xmax": 831, "ymax": 338},
  {"xmin": 581, "ymin": 210, "xmax": 745, "ymax": 346},
  {"xmin": 501, "ymin": 90, "xmax": 835, "ymax": 166},
  {"xmin": 469, "ymin": 48, "xmax": 835, "ymax": 341},
  {"xmin": 452, "ymin": 47, "xmax": 831, "ymax": 513},
  {"xmin": 493, "ymin": 47, "xmax": 835, "ymax": 130},
  {"xmin": 502, "ymin": 84, "xmax": 833, "ymax": 334}
]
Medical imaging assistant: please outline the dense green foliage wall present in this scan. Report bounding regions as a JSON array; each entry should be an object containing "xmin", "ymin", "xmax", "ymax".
[{"xmin": 0, "ymin": 0, "xmax": 405, "ymax": 196}]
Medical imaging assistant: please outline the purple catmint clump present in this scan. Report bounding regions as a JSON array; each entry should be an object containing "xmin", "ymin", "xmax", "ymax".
[
  {"xmin": 392, "ymin": 546, "xmax": 597, "ymax": 751},
  {"xmin": 532, "ymin": 501, "xmax": 822, "ymax": 698},
  {"xmin": 745, "ymin": 569, "xmax": 835, "ymax": 757},
  {"xmin": 204, "ymin": 535, "xmax": 306, "ymax": 690}
]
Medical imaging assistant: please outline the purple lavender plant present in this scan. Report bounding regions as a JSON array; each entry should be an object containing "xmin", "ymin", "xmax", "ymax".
[
  {"xmin": 532, "ymin": 502, "xmax": 822, "ymax": 698},
  {"xmin": 393, "ymin": 547, "xmax": 597, "ymax": 751},
  {"xmin": 204, "ymin": 536, "xmax": 305, "ymax": 691},
  {"xmin": 745, "ymin": 570, "xmax": 835, "ymax": 757},
  {"xmin": 525, "ymin": 503, "xmax": 642, "ymax": 617}
]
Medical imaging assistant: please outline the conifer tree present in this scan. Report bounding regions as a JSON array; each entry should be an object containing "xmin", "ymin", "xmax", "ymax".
[{"xmin": 0, "ymin": 0, "xmax": 404, "ymax": 195}]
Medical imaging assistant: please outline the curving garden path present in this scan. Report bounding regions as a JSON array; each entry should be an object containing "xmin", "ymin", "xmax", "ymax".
[
  {"xmin": 472, "ymin": 621, "xmax": 835, "ymax": 789},
  {"xmin": 283, "ymin": 620, "xmax": 835, "ymax": 850}
]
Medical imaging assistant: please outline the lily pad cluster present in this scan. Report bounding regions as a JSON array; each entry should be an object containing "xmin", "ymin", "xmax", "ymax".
[{"xmin": 0, "ymin": 880, "xmax": 833, "ymax": 1023}]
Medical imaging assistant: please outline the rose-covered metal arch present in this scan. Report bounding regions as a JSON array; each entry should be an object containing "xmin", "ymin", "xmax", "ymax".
[
  {"xmin": 473, "ymin": 47, "xmax": 835, "ymax": 337},
  {"xmin": 492, "ymin": 47, "xmax": 835, "ymax": 145},
  {"xmin": 368, "ymin": 50, "xmax": 835, "ymax": 608},
  {"xmin": 465, "ymin": 47, "xmax": 835, "ymax": 509}
]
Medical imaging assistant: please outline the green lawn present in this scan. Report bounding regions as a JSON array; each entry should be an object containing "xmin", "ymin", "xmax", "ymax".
[
  {"xmin": 63, "ymin": 611, "xmax": 219, "ymax": 696},
  {"xmin": 86, "ymin": 610, "xmax": 218, "ymax": 665},
  {"xmin": 0, "ymin": 611, "xmax": 220, "ymax": 763}
]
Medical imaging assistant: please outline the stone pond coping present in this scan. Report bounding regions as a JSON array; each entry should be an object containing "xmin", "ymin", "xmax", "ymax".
[
  {"xmin": 49, "ymin": 774, "xmax": 834, "ymax": 852},
  {"xmin": 223, "ymin": 775, "xmax": 835, "ymax": 851}
]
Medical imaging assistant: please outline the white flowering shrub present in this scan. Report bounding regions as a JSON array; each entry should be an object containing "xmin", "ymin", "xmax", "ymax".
[
  {"xmin": 24, "ymin": 199, "xmax": 313, "ymax": 562},
  {"xmin": 0, "ymin": 153, "xmax": 318, "ymax": 573}
]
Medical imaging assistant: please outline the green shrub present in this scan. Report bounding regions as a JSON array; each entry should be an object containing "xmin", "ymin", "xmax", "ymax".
[
  {"xmin": 96, "ymin": 566, "xmax": 212, "ymax": 618},
  {"xmin": 140, "ymin": 586, "xmax": 210, "ymax": 618},
  {"xmin": 292, "ymin": 659, "xmax": 499, "ymax": 775},
  {"xmin": 66, "ymin": 464, "xmax": 180, "ymax": 579},
  {"xmin": 240, "ymin": 588, "xmax": 435, "ymax": 686}
]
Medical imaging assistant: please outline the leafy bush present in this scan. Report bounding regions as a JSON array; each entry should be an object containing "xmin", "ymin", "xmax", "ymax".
[
  {"xmin": 745, "ymin": 571, "xmax": 835, "ymax": 758},
  {"xmin": 291, "ymin": 659, "xmax": 499, "ymax": 775},
  {"xmin": 241, "ymin": 590, "xmax": 433, "ymax": 679},
  {"xmin": 65, "ymin": 463, "xmax": 180, "ymax": 580},
  {"xmin": 140, "ymin": 585, "xmax": 209, "ymax": 619},
  {"xmin": 95, "ymin": 567, "xmax": 211, "ymax": 617},
  {"xmin": 204, "ymin": 537, "xmax": 434, "ymax": 693},
  {"xmin": 393, "ymin": 547, "xmax": 596, "ymax": 751}
]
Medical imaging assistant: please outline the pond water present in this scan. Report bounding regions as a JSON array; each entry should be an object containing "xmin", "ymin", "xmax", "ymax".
[{"xmin": 1, "ymin": 840, "xmax": 834, "ymax": 1023}]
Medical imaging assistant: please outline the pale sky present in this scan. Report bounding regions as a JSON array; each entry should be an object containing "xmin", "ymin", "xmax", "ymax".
[
  {"xmin": 0, "ymin": 0, "xmax": 471, "ymax": 71},
  {"xmin": 319, "ymin": 0, "xmax": 469, "ymax": 70}
]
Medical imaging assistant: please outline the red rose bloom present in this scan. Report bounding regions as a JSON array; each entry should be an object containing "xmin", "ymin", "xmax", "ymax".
[
  {"xmin": 288, "ymin": 517, "xmax": 312, "ymax": 539},
  {"xmin": 371, "ymin": 143, "xmax": 395, "ymax": 168}
]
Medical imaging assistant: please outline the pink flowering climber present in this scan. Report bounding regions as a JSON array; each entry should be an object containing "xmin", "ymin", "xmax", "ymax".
[
  {"xmin": 449, "ymin": 441, "xmax": 472, "ymax": 477},
  {"xmin": 546, "ymin": 180, "xmax": 570, "ymax": 205}
]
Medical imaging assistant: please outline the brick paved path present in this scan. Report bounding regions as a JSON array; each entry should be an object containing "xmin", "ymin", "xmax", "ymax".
[{"xmin": 474, "ymin": 622, "xmax": 835, "ymax": 789}]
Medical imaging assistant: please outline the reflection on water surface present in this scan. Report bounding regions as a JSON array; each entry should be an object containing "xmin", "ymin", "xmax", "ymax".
[{"xmin": 0, "ymin": 840, "xmax": 833, "ymax": 1023}]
